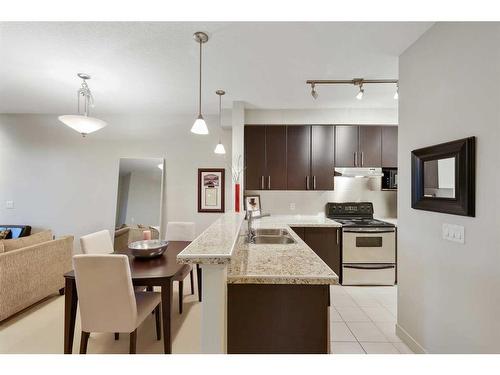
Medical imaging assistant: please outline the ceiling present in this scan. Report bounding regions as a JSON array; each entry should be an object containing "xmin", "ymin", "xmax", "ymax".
[{"xmin": 0, "ymin": 22, "xmax": 433, "ymax": 115}]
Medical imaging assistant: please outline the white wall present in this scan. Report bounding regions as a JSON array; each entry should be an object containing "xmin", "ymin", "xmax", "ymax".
[
  {"xmin": 0, "ymin": 114, "xmax": 232, "ymax": 250},
  {"xmin": 245, "ymin": 108, "xmax": 398, "ymax": 125},
  {"xmin": 398, "ymin": 23, "xmax": 500, "ymax": 353}
]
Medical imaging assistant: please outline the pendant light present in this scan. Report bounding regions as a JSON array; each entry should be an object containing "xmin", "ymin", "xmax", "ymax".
[
  {"xmin": 58, "ymin": 73, "xmax": 107, "ymax": 137},
  {"xmin": 214, "ymin": 90, "xmax": 226, "ymax": 154},
  {"xmin": 191, "ymin": 32, "xmax": 209, "ymax": 135}
]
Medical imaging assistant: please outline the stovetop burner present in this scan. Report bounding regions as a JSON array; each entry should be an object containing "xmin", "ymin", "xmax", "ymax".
[
  {"xmin": 326, "ymin": 202, "xmax": 395, "ymax": 228},
  {"xmin": 332, "ymin": 218, "xmax": 394, "ymax": 228}
]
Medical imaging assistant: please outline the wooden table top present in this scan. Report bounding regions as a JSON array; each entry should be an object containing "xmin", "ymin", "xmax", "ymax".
[{"xmin": 64, "ymin": 240, "xmax": 191, "ymax": 281}]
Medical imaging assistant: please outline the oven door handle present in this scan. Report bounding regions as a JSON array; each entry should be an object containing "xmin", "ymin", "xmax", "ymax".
[
  {"xmin": 342, "ymin": 228, "xmax": 395, "ymax": 233},
  {"xmin": 344, "ymin": 264, "xmax": 395, "ymax": 270}
]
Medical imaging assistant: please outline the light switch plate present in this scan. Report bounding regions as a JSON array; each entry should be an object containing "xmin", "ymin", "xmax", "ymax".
[
  {"xmin": 442, "ymin": 223, "xmax": 465, "ymax": 244},
  {"xmin": 5, "ymin": 200, "xmax": 14, "ymax": 209}
]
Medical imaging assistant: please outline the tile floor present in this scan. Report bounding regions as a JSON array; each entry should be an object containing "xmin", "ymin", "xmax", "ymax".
[
  {"xmin": 0, "ymin": 280, "xmax": 413, "ymax": 354},
  {"xmin": 329, "ymin": 284, "xmax": 413, "ymax": 354}
]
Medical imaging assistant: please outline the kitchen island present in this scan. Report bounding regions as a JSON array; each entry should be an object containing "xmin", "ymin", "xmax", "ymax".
[{"xmin": 177, "ymin": 213, "xmax": 340, "ymax": 354}]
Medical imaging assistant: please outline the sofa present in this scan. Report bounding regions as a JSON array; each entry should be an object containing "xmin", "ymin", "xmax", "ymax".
[
  {"xmin": 113, "ymin": 225, "xmax": 159, "ymax": 251},
  {"xmin": 0, "ymin": 230, "xmax": 73, "ymax": 322}
]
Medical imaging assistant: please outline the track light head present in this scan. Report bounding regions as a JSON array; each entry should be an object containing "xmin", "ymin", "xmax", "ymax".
[
  {"xmin": 356, "ymin": 85, "xmax": 364, "ymax": 100},
  {"xmin": 311, "ymin": 84, "xmax": 318, "ymax": 99}
]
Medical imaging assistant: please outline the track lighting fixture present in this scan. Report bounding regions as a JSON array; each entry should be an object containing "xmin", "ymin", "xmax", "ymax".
[
  {"xmin": 305, "ymin": 78, "xmax": 398, "ymax": 101},
  {"xmin": 311, "ymin": 83, "xmax": 318, "ymax": 99}
]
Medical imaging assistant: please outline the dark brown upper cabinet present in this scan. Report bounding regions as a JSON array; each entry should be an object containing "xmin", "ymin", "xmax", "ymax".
[
  {"xmin": 359, "ymin": 126, "xmax": 382, "ymax": 167},
  {"xmin": 311, "ymin": 125, "xmax": 335, "ymax": 190},
  {"xmin": 286, "ymin": 125, "xmax": 335, "ymax": 190},
  {"xmin": 335, "ymin": 126, "xmax": 359, "ymax": 167},
  {"xmin": 336, "ymin": 125, "xmax": 382, "ymax": 167},
  {"xmin": 244, "ymin": 125, "xmax": 287, "ymax": 190},
  {"xmin": 265, "ymin": 126, "xmax": 287, "ymax": 190},
  {"xmin": 287, "ymin": 125, "xmax": 311, "ymax": 190},
  {"xmin": 244, "ymin": 126, "xmax": 266, "ymax": 190},
  {"xmin": 382, "ymin": 126, "xmax": 398, "ymax": 168}
]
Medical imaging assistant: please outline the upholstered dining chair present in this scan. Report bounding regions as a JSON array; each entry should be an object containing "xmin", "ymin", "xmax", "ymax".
[
  {"xmin": 166, "ymin": 222, "xmax": 201, "ymax": 313},
  {"xmin": 73, "ymin": 254, "xmax": 161, "ymax": 354},
  {"xmin": 79, "ymin": 229, "xmax": 148, "ymax": 341},
  {"xmin": 80, "ymin": 229, "xmax": 114, "ymax": 254}
]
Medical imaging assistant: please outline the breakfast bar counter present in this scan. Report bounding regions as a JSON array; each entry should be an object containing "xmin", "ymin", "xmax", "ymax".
[{"xmin": 176, "ymin": 212, "xmax": 340, "ymax": 354}]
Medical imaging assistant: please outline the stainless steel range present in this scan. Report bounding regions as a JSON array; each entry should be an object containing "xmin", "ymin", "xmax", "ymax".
[{"xmin": 326, "ymin": 202, "xmax": 396, "ymax": 286}]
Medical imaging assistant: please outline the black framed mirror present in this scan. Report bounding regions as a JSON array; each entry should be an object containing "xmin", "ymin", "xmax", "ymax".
[{"xmin": 411, "ymin": 137, "xmax": 475, "ymax": 217}]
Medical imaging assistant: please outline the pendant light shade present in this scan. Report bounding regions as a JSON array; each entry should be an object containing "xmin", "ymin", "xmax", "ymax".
[
  {"xmin": 214, "ymin": 89, "xmax": 226, "ymax": 154},
  {"xmin": 59, "ymin": 73, "xmax": 107, "ymax": 137},
  {"xmin": 214, "ymin": 143, "xmax": 226, "ymax": 154},
  {"xmin": 192, "ymin": 114, "xmax": 209, "ymax": 135},
  {"xmin": 191, "ymin": 32, "xmax": 209, "ymax": 135},
  {"xmin": 58, "ymin": 115, "xmax": 107, "ymax": 136}
]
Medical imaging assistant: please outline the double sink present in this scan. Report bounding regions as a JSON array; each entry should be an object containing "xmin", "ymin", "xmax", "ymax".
[{"xmin": 248, "ymin": 228, "xmax": 296, "ymax": 244}]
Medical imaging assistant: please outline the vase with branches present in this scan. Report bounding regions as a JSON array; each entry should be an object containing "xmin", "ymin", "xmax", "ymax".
[{"xmin": 232, "ymin": 155, "xmax": 245, "ymax": 212}]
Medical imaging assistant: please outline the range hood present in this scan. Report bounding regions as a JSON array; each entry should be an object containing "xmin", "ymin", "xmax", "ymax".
[{"xmin": 334, "ymin": 167, "xmax": 384, "ymax": 178}]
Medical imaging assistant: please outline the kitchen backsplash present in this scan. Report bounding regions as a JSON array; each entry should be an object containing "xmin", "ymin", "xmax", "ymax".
[{"xmin": 246, "ymin": 177, "xmax": 397, "ymax": 218}]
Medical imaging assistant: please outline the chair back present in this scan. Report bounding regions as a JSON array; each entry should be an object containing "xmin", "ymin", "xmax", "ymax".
[
  {"xmin": 73, "ymin": 254, "xmax": 137, "ymax": 333},
  {"xmin": 80, "ymin": 230, "xmax": 113, "ymax": 254},
  {"xmin": 166, "ymin": 222, "xmax": 195, "ymax": 241}
]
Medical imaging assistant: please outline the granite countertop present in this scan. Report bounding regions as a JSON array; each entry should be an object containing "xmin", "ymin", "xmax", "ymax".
[
  {"xmin": 251, "ymin": 214, "xmax": 342, "ymax": 228},
  {"xmin": 177, "ymin": 212, "xmax": 245, "ymax": 265},
  {"xmin": 177, "ymin": 213, "xmax": 340, "ymax": 285},
  {"xmin": 227, "ymin": 215, "xmax": 340, "ymax": 285},
  {"xmin": 227, "ymin": 226, "xmax": 339, "ymax": 285}
]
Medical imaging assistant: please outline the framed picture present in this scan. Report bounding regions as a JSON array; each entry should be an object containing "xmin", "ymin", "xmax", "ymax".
[
  {"xmin": 198, "ymin": 168, "xmax": 225, "ymax": 213},
  {"xmin": 244, "ymin": 194, "xmax": 261, "ymax": 217}
]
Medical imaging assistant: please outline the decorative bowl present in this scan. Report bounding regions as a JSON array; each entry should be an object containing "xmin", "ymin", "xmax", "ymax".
[{"xmin": 128, "ymin": 240, "xmax": 169, "ymax": 259}]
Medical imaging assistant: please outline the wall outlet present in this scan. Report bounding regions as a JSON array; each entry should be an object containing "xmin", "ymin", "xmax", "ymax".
[
  {"xmin": 5, "ymin": 200, "xmax": 14, "ymax": 209},
  {"xmin": 289, "ymin": 203, "xmax": 296, "ymax": 211},
  {"xmin": 442, "ymin": 223, "xmax": 465, "ymax": 244}
]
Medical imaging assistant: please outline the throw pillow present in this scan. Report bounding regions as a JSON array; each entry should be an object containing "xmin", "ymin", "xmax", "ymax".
[
  {"xmin": 2, "ymin": 230, "xmax": 53, "ymax": 252},
  {"xmin": 0, "ymin": 229, "xmax": 11, "ymax": 240}
]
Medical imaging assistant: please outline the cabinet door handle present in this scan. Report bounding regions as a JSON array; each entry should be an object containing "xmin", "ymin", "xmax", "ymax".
[
  {"xmin": 336, "ymin": 228, "xmax": 340, "ymax": 245},
  {"xmin": 306, "ymin": 176, "xmax": 310, "ymax": 190},
  {"xmin": 354, "ymin": 152, "xmax": 357, "ymax": 166},
  {"xmin": 261, "ymin": 176, "xmax": 265, "ymax": 190},
  {"xmin": 361, "ymin": 152, "xmax": 364, "ymax": 167},
  {"xmin": 313, "ymin": 176, "xmax": 316, "ymax": 190},
  {"xmin": 268, "ymin": 176, "xmax": 271, "ymax": 190}
]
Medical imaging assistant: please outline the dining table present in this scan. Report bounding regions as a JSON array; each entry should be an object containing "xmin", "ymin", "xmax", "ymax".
[{"xmin": 63, "ymin": 240, "xmax": 192, "ymax": 354}]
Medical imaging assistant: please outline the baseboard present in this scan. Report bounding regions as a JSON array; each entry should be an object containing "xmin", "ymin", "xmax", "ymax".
[{"xmin": 396, "ymin": 323, "xmax": 427, "ymax": 354}]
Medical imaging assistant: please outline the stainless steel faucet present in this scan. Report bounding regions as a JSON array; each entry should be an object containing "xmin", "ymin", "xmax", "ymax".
[
  {"xmin": 246, "ymin": 211, "xmax": 256, "ymax": 243},
  {"xmin": 246, "ymin": 211, "xmax": 270, "ymax": 243}
]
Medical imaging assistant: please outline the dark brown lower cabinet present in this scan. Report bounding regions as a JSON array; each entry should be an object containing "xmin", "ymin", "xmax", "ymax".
[
  {"xmin": 291, "ymin": 227, "xmax": 341, "ymax": 281},
  {"xmin": 227, "ymin": 283, "xmax": 329, "ymax": 353}
]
